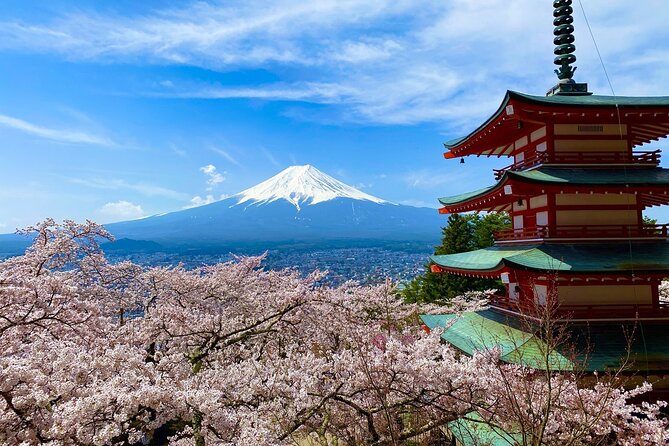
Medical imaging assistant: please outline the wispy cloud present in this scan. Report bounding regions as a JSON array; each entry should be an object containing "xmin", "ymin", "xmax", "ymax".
[
  {"xmin": 1, "ymin": 1, "xmax": 667, "ymax": 126},
  {"xmin": 330, "ymin": 38, "xmax": 402, "ymax": 63},
  {"xmin": 210, "ymin": 147, "xmax": 241, "ymax": 166},
  {"xmin": 262, "ymin": 148, "xmax": 281, "ymax": 167},
  {"xmin": 0, "ymin": 1, "xmax": 410, "ymax": 66},
  {"xmin": 162, "ymin": 69, "xmax": 467, "ymax": 125},
  {"xmin": 171, "ymin": 144, "xmax": 187, "ymax": 157},
  {"xmin": 98, "ymin": 200, "xmax": 145, "ymax": 221},
  {"xmin": 0, "ymin": 114, "xmax": 113, "ymax": 145},
  {"xmin": 200, "ymin": 164, "xmax": 225, "ymax": 190},
  {"xmin": 70, "ymin": 177, "xmax": 189, "ymax": 200}
]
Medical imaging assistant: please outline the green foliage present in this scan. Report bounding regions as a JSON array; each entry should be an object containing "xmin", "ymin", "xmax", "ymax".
[
  {"xmin": 643, "ymin": 215, "xmax": 658, "ymax": 226},
  {"xmin": 435, "ymin": 213, "xmax": 473, "ymax": 255},
  {"xmin": 402, "ymin": 213, "xmax": 510, "ymax": 305},
  {"xmin": 470, "ymin": 212, "xmax": 511, "ymax": 249}
]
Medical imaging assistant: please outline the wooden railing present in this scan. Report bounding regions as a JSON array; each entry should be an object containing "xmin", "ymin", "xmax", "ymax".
[
  {"xmin": 553, "ymin": 224, "xmax": 669, "ymax": 239},
  {"xmin": 494, "ymin": 224, "xmax": 669, "ymax": 242},
  {"xmin": 494, "ymin": 149, "xmax": 661, "ymax": 179},
  {"xmin": 488, "ymin": 294, "xmax": 669, "ymax": 320},
  {"xmin": 494, "ymin": 226, "xmax": 549, "ymax": 241}
]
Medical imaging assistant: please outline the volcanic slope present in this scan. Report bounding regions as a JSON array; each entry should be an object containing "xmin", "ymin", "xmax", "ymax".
[{"xmin": 105, "ymin": 165, "xmax": 444, "ymax": 248}]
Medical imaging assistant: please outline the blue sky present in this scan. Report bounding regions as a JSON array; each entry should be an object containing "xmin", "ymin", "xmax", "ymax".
[{"xmin": 1, "ymin": 0, "xmax": 669, "ymax": 231}]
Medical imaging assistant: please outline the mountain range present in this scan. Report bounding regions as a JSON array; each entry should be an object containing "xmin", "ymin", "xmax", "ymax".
[{"xmin": 1, "ymin": 165, "xmax": 445, "ymax": 254}]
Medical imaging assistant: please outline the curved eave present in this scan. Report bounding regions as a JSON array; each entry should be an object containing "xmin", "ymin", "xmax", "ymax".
[
  {"xmin": 430, "ymin": 246, "xmax": 538, "ymax": 273},
  {"xmin": 443, "ymin": 91, "xmax": 517, "ymax": 159},
  {"xmin": 438, "ymin": 167, "xmax": 669, "ymax": 213},
  {"xmin": 431, "ymin": 243, "xmax": 669, "ymax": 275},
  {"xmin": 431, "ymin": 263, "xmax": 506, "ymax": 278},
  {"xmin": 508, "ymin": 167, "xmax": 669, "ymax": 187},
  {"xmin": 438, "ymin": 182, "xmax": 504, "ymax": 213},
  {"xmin": 443, "ymin": 92, "xmax": 513, "ymax": 150},
  {"xmin": 437, "ymin": 170, "xmax": 525, "ymax": 214},
  {"xmin": 444, "ymin": 90, "xmax": 669, "ymax": 158}
]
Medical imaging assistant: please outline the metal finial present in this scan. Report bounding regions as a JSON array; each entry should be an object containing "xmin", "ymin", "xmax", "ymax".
[{"xmin": 553, "ymin": 0, "xmax": 577, "ymax": 81}]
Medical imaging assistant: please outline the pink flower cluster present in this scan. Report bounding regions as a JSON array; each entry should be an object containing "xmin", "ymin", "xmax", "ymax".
[{"xmin": 0, "ymin": 220, "xmax": 666, "ymax": 445}]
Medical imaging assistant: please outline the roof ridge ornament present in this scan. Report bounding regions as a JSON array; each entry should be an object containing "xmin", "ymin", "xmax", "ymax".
[
  {"xmin": 553, "ymin": 0, "xmax": 577, "ymax": 81},
  {"xmin": 546, "ymin": 0, "xmax": 592, "ymax": 96}
]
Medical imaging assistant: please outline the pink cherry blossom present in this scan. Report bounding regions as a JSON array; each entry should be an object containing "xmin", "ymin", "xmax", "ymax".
[{"xmin": 0, "ymin": 220, "xmax": 666, "ymax": 445}]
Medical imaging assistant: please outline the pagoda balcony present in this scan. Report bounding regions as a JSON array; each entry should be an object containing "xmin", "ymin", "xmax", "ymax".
[
  {"xmin": 488, "ymin": 294, "xmax": 669, "ymax": 321},
  {"xmin": 494, "ymin": 223, "xmax": 669, "ymax": 242},
  {"xmin": 493, "ymin": 149, "xmax": 661, "ymax": 180}
]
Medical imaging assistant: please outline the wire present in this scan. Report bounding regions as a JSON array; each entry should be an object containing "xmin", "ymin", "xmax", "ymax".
[
  {"xmin": 577, "ymin": 1, "xmax": 648, "ymax": 375},
  {"xmin": 577, "ymin": 0, "xmax": 615, "ymax": 96}
]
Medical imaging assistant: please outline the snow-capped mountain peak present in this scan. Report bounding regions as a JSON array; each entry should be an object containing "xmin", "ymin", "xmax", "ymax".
[{"xmin": 235, "ymin": 164, "xmax": 389, "ymax": 210}]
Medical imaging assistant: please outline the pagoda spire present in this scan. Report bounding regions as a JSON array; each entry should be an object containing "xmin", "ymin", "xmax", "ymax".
[
  {"xmin": 546, "ymin": 0, "xmax": 591, "ymax": 96},
  {"xmin": 553, "ymin": 0, "xmax": 577, "ymax": 81}
]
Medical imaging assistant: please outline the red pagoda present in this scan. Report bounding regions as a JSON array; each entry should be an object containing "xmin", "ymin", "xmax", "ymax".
[{"xmin": 421, "ymin": 1, "xmax": 669, "ymax": 385}]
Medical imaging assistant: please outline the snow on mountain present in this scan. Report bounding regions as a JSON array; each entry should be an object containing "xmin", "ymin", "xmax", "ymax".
[
  {"xmin": 234, "ymin": 165, "xmax": 390, "ymax": 210},
  {"xmin": 69, "ymin": 164, "xmax": 445, "ymax": 249}
]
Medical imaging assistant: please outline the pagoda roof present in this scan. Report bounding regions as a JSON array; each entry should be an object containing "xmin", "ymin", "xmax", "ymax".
[
  {"xmin": 420, "ymin": 311, "xmax": 573, "ymax": 370},
  {"xmin": 444, "ymin": 90, "xmax": 669, "ymax": 157},
  {"xmin": 438, "ymin": 167, "xmax": 669, "ymax": 212},
  {"xmin": 446, "ymin": 411, "xmax": 518, "ymax": 446},
  {"xmin": 421, "ymin": 309, "xmax": 669, "ymax": 372},
  {"xmin": 510, "ymin": 91, "xmax": 669, "ymax": 108},
  {"xmin": 430, "ymin": 242, "xmax": 669, "ymax": 274},
  {"xmin": 512, "ymin": 166, "xmax": 669, "ymax": 185}
]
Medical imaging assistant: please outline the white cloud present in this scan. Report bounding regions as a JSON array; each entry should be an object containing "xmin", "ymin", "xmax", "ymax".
[
  {"xmin": 0, "ymin": 114, "xmax": 113, "ymax": 145},
  {"xmin": 200, "ymin": 164, "xmax": 225, "ymax": 190},
  {"xmin": 70, "ymin": 177, "xmax": 189, "ymax": 200},
  {"xmin": 99, "ymin": 200, "xmax": 145, "ymax": 221},
  {"xmin": 162, "ymin": 67, "xmax": 489, "ymax": 125},
  {"xmin": 1, "ymin": 1, "xmax": 667, "ymax": 126},
  {"xmin": 331, "ymin": 39, "xmax": 402, "ymax": 63},
  {"xmin": 0, "ymin": 1, "xmax": 410, "ymax": 66},
  {"xmin": 184, "ymin": 193, "xmax": 229, "ymax": 209}
]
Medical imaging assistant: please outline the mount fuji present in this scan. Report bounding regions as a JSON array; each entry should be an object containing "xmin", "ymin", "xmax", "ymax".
[{"xmin": 103, "ymin": 165, "xmax": 443, "ymax": 250}]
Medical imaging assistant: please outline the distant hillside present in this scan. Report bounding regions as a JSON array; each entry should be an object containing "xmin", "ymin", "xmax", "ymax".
[{"xmin": 0, "ymin": 165, "xmax": 445, "ymax": 256}]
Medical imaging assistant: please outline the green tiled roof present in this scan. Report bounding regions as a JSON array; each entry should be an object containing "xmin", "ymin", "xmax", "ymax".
[
  {"xmin": 421, "ymin": 311, "xmax": 573, "ymax": 370},
  {"xmin": 446, "ymin": 412, "xmax": 519, "ymax": 446},
  {"xmin": 444, "ymin": 90, "xmax": 669, "ymax": 149},
  {"xmin": 438, "ymin": 167, "xmax": 669, "ymax": 207},
  {"xmin": 511, "ymin": 167, "xmax": 669, "ymax": 185},
  {"xmin": 512, "ymin": 91, "xmax": 669, "ymax": 108},
  {"xmin": 438, "ymin": 185, "xmax": 497, "ymax": 206},
  {"xmin": 431, "ymin": 242, "xmax": 669, "ymax": 273},
  {"xmin": 422, "ymin": 310, "xmax": 669, "ymax": 372},
  {"xmin": 431, "ymin": 245, "xmax": 538, "ymax": 271}
]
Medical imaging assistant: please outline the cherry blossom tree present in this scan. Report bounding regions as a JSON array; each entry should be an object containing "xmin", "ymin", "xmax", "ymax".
[
  {"xmin": 0, "ymin": 220, "xmax": 666, "ymax": 445},
  {"xmin": 464, "ymin": 292, "xmax": 669, "ymax": 446}
]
